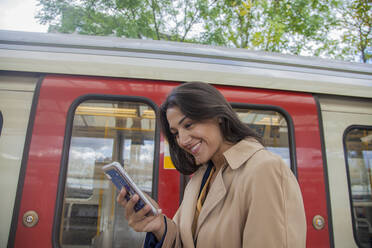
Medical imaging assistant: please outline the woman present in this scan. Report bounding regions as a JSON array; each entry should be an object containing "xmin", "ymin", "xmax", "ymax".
[{"xmin": 117, "ymin": 82, "xmax": 307, "ymax": 247}]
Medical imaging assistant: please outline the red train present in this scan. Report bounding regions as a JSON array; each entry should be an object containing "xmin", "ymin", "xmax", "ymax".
[{"xmin": 0, "ymin": 30, "xmax": 371, "ymax": 247}]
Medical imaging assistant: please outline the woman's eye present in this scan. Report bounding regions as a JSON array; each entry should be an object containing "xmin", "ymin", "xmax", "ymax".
[{"xmin": 184, "ymin": 123, "xmax": 193, "ymax": 129}]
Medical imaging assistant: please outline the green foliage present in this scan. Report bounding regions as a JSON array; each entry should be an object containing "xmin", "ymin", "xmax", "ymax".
[
  {"xmin": 339, "ymin": 0, "xmax": 371, "ymax": 62},
  {"xmin": 36, "ymin": 0, "xmax": 372, "ymax": 63}
]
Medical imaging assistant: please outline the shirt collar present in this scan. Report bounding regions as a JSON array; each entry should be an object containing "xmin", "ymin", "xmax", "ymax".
[{"xmin": 223, "ymin": 138, "xmax": 264, "ymax": 170}]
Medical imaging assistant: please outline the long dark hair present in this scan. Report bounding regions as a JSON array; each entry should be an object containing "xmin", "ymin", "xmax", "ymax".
[{"xmin": 159, "ymin": 82, "xmax": 261, "ymax": 175}]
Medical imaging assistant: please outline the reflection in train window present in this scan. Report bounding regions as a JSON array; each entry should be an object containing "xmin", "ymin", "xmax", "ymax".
[
  {"xmin": 345, "ymin": 127, "xmax": 372, "ymax": 248},
  {"xmin": 234, "ymin": 108, "xmax": 291, "ymax": 167},
  {"xmin": 60, "ymin": 100, "xmax": 156, "ymax": 248}
]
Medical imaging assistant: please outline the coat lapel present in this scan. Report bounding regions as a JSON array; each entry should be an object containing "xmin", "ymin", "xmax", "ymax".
[
  {"xmin": 193, "ymin": 138, "xmax": 264, "ymax": 239},
  {"xmin": 179, "ymin": 165, "xmax": 207, "ymax": 244},
  {"xmin": 194, "ymin": 165, "xmax": 227, "ymax": 238}
]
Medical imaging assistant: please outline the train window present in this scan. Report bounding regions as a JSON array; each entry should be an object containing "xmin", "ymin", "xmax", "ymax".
[
  {"xmin": 60, "ymin": 100, "xmax": 156, "ymax": 248},
  {"xmin": 345, "ymin": 127, "xmax": 372, "ymax": 247},
  {"xmin": 234, "ymin": 108, "xmax": 291, "ymax": 167}
]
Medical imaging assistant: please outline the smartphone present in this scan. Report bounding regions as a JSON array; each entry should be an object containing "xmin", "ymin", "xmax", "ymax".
[{"xmin": 102, "ymin": 161, "xmax": 159, "ymax": 216}]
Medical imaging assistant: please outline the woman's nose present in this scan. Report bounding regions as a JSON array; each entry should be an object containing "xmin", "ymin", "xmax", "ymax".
[{"xmin": 178, "ymin": 130, "xmax": 191, "ymax": 147}]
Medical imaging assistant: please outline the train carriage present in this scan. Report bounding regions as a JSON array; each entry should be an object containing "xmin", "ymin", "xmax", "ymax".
[{"xmin": 0, "ymin": 30, "xmax": 371, "ymax": 248}]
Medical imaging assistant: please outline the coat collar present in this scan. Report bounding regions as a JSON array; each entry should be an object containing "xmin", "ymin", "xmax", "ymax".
[
  {"xmin": 223, "ymin": 138, "xmax": 264, "ymax": 170},
  {"xmin": 192, "ymin": 138, "xmax": 264, "ymax": 239},
  {"xmin": 177, "ymin": 138, "xmax": 265, "ymax": 241}
]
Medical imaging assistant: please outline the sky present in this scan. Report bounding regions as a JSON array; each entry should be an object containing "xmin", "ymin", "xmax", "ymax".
[{"xmin": 0, "ymin": 0, "xmax": 47, "ymax": 32}]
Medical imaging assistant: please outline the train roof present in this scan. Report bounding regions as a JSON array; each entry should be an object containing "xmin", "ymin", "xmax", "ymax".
[{"xmin": 0, "ymin": 30, "xmax": 371, "ymax": 98}]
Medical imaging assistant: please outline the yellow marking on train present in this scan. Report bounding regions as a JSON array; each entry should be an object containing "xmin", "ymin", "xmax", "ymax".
[
  {"xmin": 96, "ymin": 173, "xmax": 104, "ymax": 236},
  {"xmin": 111, "ymin": 183, "xmax": 116, "ymax": 219},
  {"xmin": 97, "ymin": 119, "xmax": 110, "ymax": 236},
  {"xmin": 164, "ymin": 156, "xmax": 176, "ymax": 169}
]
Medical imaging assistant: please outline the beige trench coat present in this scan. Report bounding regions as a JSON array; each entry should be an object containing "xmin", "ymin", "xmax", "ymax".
[{"xmin": 161, "ymin": 138, "xmax": 306, "ymax": 248}]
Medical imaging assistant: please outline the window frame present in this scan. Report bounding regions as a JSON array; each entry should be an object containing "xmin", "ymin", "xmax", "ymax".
[
  {"xmin": 344, "ymin": 125, "xmax": 372, "ymax": 248},
  {"xmin": 230, "ymin": 102, "xmax": 297, "ymax": 175},
  {"xmin": 0, "ymin": 111, "xmax": 3, "ymax": 137},
  {"xmin": 53, "ymin": 94, "xmax": 160, "ymax": 248}
]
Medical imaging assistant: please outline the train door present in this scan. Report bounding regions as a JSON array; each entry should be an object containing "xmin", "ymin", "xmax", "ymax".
[
  {"xmin": 11, "ymin": 75, "xmax": 181, "ymax": 247},
  {"xmin": 319, "ymin": 95, "xmax": 372, "ymax": 248},
  {"xmin": 0, "ymin": 73, "xmax": 38, "ymax": 248}
]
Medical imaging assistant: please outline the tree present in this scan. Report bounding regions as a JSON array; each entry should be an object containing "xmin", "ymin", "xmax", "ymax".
[
  {"xmin": 338, "ymin": 0, "xmax": 371, "ymax": 63},
  {"xmin": 198, "ymin": 0, "xmax": 340, "ymax": 55},
  {"xmin": 36, "ymin": 0, "xmax": 207, "ymax": 41},
  {"xmin": 36, "ymin": 0, "xmax": 371, "ymax": 63}
]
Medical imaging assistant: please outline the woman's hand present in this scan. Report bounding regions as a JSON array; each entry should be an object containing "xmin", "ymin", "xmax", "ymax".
[{"xmin": 117, "ymin": 188, "xmax": 166, "ymax": 240}]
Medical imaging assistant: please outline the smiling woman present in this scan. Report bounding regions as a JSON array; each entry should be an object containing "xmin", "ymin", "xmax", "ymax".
[
  {"xmin": 117, "ymin": 82, "xmax": 307, "ymax": 248},
  {"xmin": 166, "ymin": 106, "xmax": 228, "ymax": 168},
  {"xmin": 159, "ymin": 82, "xmax": 261, "ymax": 175}
]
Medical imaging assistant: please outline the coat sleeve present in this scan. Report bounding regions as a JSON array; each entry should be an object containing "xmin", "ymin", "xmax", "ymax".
[
  {"xmin": 160, "ymin": 166, "xmax": 205, "ymax": 248},
  {"xmin": 159, "ymin": 209, "xmax": 185, "ymax": 248},
  {"xmin": 160, "ymin": 217, "xmax": 179, "ymax": 247},
  {"xmin": 242, "ymin": 153, "xmax": 307, "ymax": 248}
]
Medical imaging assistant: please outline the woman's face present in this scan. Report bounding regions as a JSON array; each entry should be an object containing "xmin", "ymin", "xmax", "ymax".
[{"xmin": 166, "ymin": 106, "xmax": 231, "ymax": 165}]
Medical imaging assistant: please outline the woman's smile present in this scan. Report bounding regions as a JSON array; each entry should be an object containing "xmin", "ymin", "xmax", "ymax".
[{"xmin": 190, "ymin": 141, "xmax": 201, "ymax": 155}]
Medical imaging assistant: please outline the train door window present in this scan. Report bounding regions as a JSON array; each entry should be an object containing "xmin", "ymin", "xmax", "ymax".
[
  {"xmin": 60, "ymin": 99, "xmax": 156, "ymax": 248},
  {"xmin": 234, "ymin": 108, "xmax": 291, "ymax": 167},
  {"xmin": 344, "ymin": 127, "xmax": 372, "ymax": 247}
]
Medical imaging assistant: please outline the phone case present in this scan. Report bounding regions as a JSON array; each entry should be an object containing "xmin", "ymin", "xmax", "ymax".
[{"xmin": 102, "ymin": 162, "xmax": 158, "ymax": 216}]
